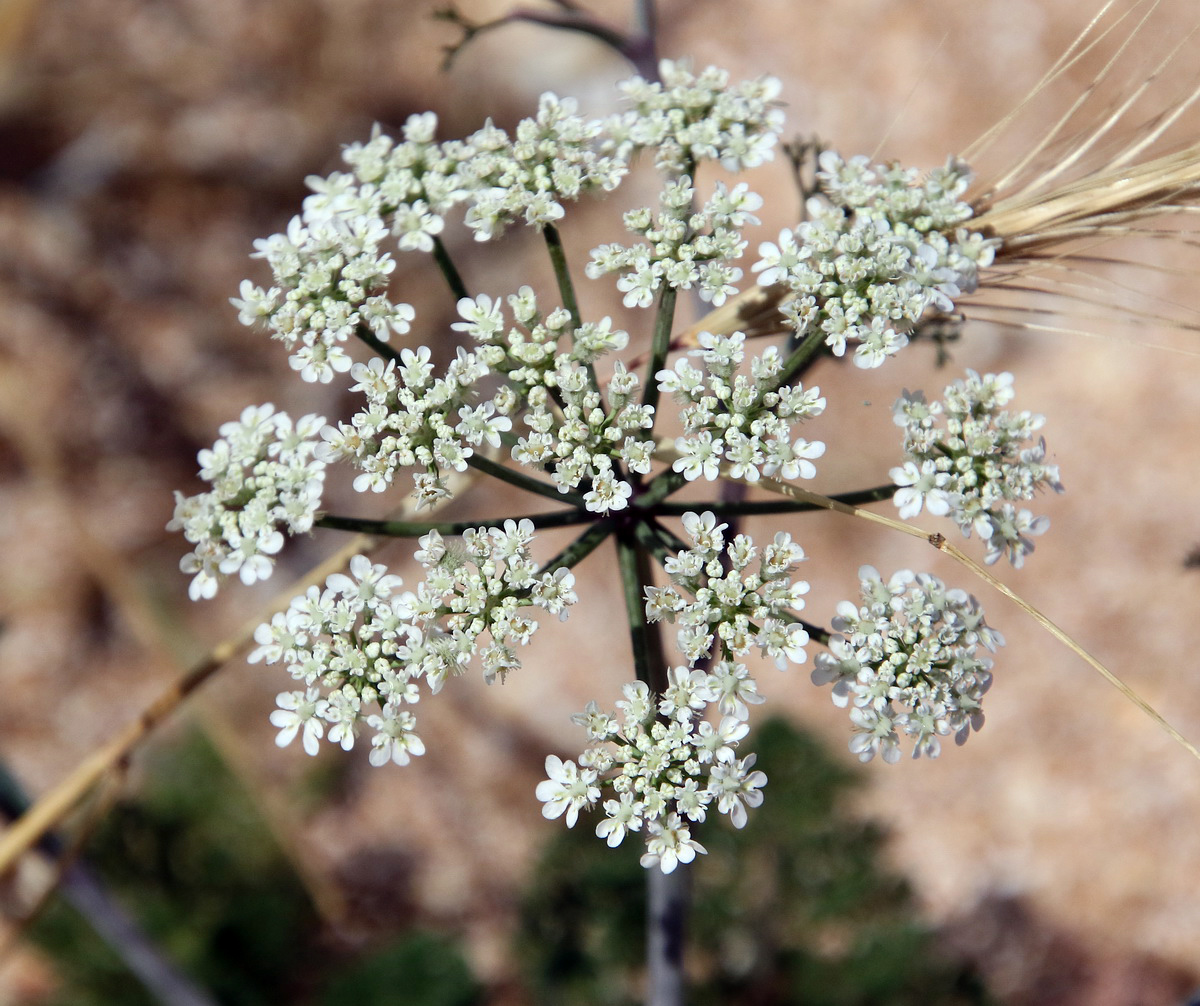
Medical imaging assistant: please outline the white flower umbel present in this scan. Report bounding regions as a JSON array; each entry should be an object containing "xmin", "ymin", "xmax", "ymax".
[
  {"xmin": 752, "ymin": 152, "xmax": 998, "ymax": 368},
  {"xmin": 647, "ymin": 512, "xmax": 812, "ymax": 672},
  {"xmin": 177, "ymin": 56, "xmax": 1053, "ymax": 873},
  {"xmin": 168, "ymin": 404, "xmax": 326, "ymax": 599},
  {"xmin": 891, "ymin": 370, "xmax": 1064, "ymax": 567},
  {"xmin": 658, "ymin": 334, "xmax": 826, "ymax": 486},
  {"xmin": 231, "ymin": 207, "xmax": 412, "ymax": 385},
  {"xmin": 608, "ymin": 61, "xmax": 784, "ymax": 173},
  {"xmin": 231, "ymin": 95, "xmax": 627, "ymax": 376},
  {"xmin": 534, "ymin": 511, "xmax": 809, "ymax": 869},
  {"xmin": 538, "ymin": 678, "xmax": 767, "ymax": 872},
  {"xmin": 250, "ymin": 531, "xmax": 579, "ymax": 762},
  {"xmin": 812, "ymin": 565, "xmax": 1003, "ymax": 763},
  {"xmin": 586, "ymin": 178, "xmax": 764, "ymax": 309}
]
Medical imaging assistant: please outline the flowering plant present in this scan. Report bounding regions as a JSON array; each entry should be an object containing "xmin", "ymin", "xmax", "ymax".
[
  {"xmin": 164, "ymin": 52, "xmax": 1094, "ymax": 877},
  {"xmin": 4, "ymin": 5, "xmax": 1200, "ymax": 1003}
]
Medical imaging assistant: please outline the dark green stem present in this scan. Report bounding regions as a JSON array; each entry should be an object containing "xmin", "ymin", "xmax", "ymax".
[
  {"xmin": 315, "ymin": 508, "xmax": 593, "ymax": 537},
  {"xmin": 796, "ymin": 617, "xmax": 831, "ymax": 647},
  {"xmin": 354, "ymin": 324, "xmax": 404, "ymax": 365},
  {"xmin": 774, "ymin": 325, "xmax": 828, "ymax": 389},
  {"xmin": 652, "ymin": 484, "xmax": 896, "ymax": 517},
  {"xmin": 636, "ymin": 468, "xmax": 687, "ymax": 509},
  {"xmin": 467, "ymin": 452, "xmax": 587, "ymax": 507},
  {"xmin": 827, "ymin": 484, "xmax": 898, "ymax": 507},
  {"xmin": 542, "ymin": 518, "xmax": 616, "ymax": 574},
  {"xmin": 616, "ymin": 533, "xmax": 668, "ymax": 691},
  {"xmin": 640, "ymin": 517, "xmax": 686, "ymax": 560},
  {"xmin": 543, "ymin": 223, "xmax": 599, "ymax": 394},
  {"xmin": 543, "ymin": 223, "xmax": 581, "ymax": 330},
  {"xmin": 640, "ymin": 285, "xmax": 678, "ymax": 419},
  {"xmin": 431, "ymin": 235, "xmax": 469, "ymax": 302}
]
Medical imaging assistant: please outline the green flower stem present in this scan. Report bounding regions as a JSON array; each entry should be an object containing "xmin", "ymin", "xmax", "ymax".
[
  {"xmin": 638, "ymin": 152, "xmax": 690, "ymax": 421},
  {"xmin": 543, "ymin": 223, "xmax": 599, "ymax": 395},
  {"xmin": 829, "ymin": 484, "xmax": 898, "ymax": 507},
  {"xmin": 638, "ymin": 517, "xmax": 684, "ymax": 562},
  {"xmin": 616, "ymin": 534, "xmax": 668, "ymax": 692},
  {"xmin": 542, "ymin": 518, "xmax": 616, "ymax": 574},
  {"xmin": 543, "ymin": 223, "xmax": 581, "ymax": 329},
  {"xmin": 636, "ymin": 467, "xmax": 687, "ymax": 509},
  {"xmin": 652, "ymin": 484, "xmax": 896, "ymax": 517},
  {"xmin": 466, "ymin": 452, "xmax": 587, "ymax": 507},
  {"xmin": 353, "ymin": 324, "xmax": 405, "ymax": 364},
  {"xmin": 640, "ymin": 285, "xmax": 678, "ymax": 419},
  {"xmin": 794, "ymin": 616, "xmax": 831, "ymax": 647},
  {"xmin": 774, "ymin": 325, "xmax": 828, "ymax": 389},
  {"xmin": 431, "ymin": 235, "xmax": 469, "ymax": 302},
  {"xmin": 315, "ymin": 508, "xmax": 594, "ymax": 537}
]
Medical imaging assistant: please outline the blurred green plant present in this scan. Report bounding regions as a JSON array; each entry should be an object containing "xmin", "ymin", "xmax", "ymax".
[
  {"xmin": 515, "ymin": 717, "xmax": 993, "ymax": 1005},
  {"xmin": 26, "ymin": 730, "xmax": 481, "ymax": 1006},
  {"xmin": 25, "ymin": 718, "xmax": 992, "ymax": 1004},
  {"xmin": 318, "ymin": 932, "xmax": 480, "ymax": 1006}
]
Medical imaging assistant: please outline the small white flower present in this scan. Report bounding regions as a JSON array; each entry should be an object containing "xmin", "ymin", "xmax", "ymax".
[
  {"xmin": 325, "ymin": 554, "xmax": 405, "ymax": 610},
  {"xmin": 270, "ymin": 689, "xmax": 328, "ymax": 756},
  {"xmin": 583, "ymin": 469, "xmax": 633, "ymax": 514},
  {"xmin": 762, "ymin": 436, "xmax": 825, "ymax": 481},
  {"xmin": 367, "ymin": 708, "xmax": 425, "ymax": 767},
  {"xmin": 639, "ymin": 813, "xmax": 706, "ymax": 873},
  {"xmin": 536, "ymin": 755, "xmax": 599, "ymax": 828},
  {"xmin": 672, "ymin": 432, "xmax": 723, "ymax": 481},
  {"xmin": 596, "ymin": 794, "xmax": 645, "ymax": 848},
  {"xmin": 890, "ymin": 459, "xmax": 952, "ymax": 519},
  {"xmin": 707, "ymin": 754, "xmax": 767, "ymax": 829},
  {"xmin": 680, "ymin": 510, "xmax": 728, "ymax": 555}
]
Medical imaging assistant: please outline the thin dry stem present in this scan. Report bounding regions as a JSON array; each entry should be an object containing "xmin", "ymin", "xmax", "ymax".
[
  {"xmin": 983, "ymin": 1, "xmax": 1160, "ymax": 198},
  {"xmin": 975, "ymin": 143, "xmax": 1200, "ymax": 246},
  {"xmin": 1106, "ymin": 41, "xmax": 1200, "ymax": 168},
  {"xmin": 971, "ymin": 266, "xmax": 1200, "ymax": 328},
  {"xmin": 0, "ymin": 766, "xmax": 128, "ymax": 964},
  {"xmin": 961, "ymin": 0, "xmax": 1128, "ymax": 164},
  {"xmin": 930, "ymin": 536, "xmax": 1200, "ymax": 763},
  {"xmin": 959, "ymin": 308, "xmax": 1200, "ymax": 357},
  {"xmin": 0, "ymin": 538, "xmax": 372, "ymax": 878},
  {"xmin": 868, "ymin": 29, "xmax": 952, "ymax": 163}
]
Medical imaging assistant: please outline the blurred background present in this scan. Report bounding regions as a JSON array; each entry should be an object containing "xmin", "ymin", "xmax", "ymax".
[{"xmin": 2, "ymin": 0, "xmax": 1200, "ymax": 1002}]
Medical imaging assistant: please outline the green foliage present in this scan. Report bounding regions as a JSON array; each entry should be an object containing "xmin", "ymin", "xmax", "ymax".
[
  {"xmin": 30, "ymin": 731, "xmax": 315, "ymax": 1005},
  {"xmin": 28, "ymin": 720, "xmax": 991, "ymax": 1005},
  {"xmin": 515, "ymin": 718, "xmax": 993, "ymax": 1006},
  {"xmin": 27, "ymin": 729, "xmax": 482, "ymax": 1006},
  {"xmin": 318, "ymin": 931, "xmax": 480, "ymax": 1006}
]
